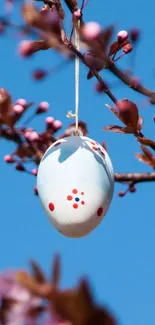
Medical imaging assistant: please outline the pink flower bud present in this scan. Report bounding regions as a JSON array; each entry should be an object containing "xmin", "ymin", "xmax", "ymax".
[
  {"xmin": 95, "ymin": 82, "xmax": 107, "ymax": 93},
  {"xmin": 84, "ymin": 50, "xmax": 104, "ymax": 71},
  {"xmin": 119, "ymin": 191, "xmax": 125, "ymax": 197},
  {"xmin": 15, "ymin": 163, "xmax": 25, "ymax": 171},
  {"xmin": 46, "ymin": 116, "xmax": 55, "ymax": 126},
  {"xmin": 13, "ymin": 104, "xmax": 24, "ymax": 114},
  {"xmin": 81, "ymin": 22, "xmax": 102, "ymax": 41},
  {"xmin": 32, "ymin": 168, "xmax": 38, "ymax": 176},
  {"xmin": 33, "ymin": 69, "xmax": 47, "ymax": 80},
  {"xmin": 4, "ymin": 155, "xmax": 15, "ymax": 163},
  {"xmin": 25, "ymin": 130, "xmax": 39, "ymax": 142},
  {"xmin": 130, "ymin": 28, "xmax": 140, "ymax": 42},
  {"xmin": 123, "ymin": 43, "xmax": 132, "ymax": 54},
  {"xmin": 53, "ymin": 120, "xmax": 62, "ymax": 130},
  {"xmin": 37, "ymin": 101, "xmax": 49, "ymax": 114},
  {"xmin": 18, "ymin": 40, "xmax": 34, "ymax": 57},
  {"xmin": 117, "ymin": 30, "xmax": 128, "ymax": 43},
  {"xmin": 16, "ymin": 98, "xmax": 27, "ymax": 107},
  {"xmin": 72, "ymin": 9, "xmax": 81, "ymax": 21},
  {"xmin": 34, "ymin": 186, "xmax": 38, "ymax": 196}
]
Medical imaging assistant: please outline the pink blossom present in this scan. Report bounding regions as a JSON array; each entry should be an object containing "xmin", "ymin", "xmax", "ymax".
[
  {"xmin": 13, "ymin": 104, "xmax": 24, "ymax": 114},
  {"xmin": 117, "ymin": 30, "xmax": 128, "ymax": 42},
  {"xmin": 34, "ymin": 186, "xmax": 38, "ymax": 195},
  {"xmin": 46, "ymin": 116, "xmax": 55, "ymax": 126},
  {"xmin": 123, "ymin": 43, "xmax": 133, "ymax": 53},
  {"xmin": 53, "ymin": 120, "xmax": 62, "ymax": 130},
  {"xmin": 81, "ymin": 22, "xmax": 102, "ymax": 40},
  {"xmin": 0, "ymin": 270, "xmax": 41, "ymax": 325},
  {"xmin": 18, "ymin": 40, "xmax": 34, "ymax": 57},
  {"xmin": 32, "ymin": 168, "xmax": 38, "ymax": 176},
  {"xmin": 4, "ymin": 155, "xmax": 15, "ymax": 163},
  {"xmin": 37, "ymin": 101, "xmax": 49, "ymax": 114},
  {"xmin": 16, "ymin": 98, "xmax": 27, "ymax": 107},
  {"xmin": 25, "ymin": 130, "xmax": 40, "ymax": 142}
]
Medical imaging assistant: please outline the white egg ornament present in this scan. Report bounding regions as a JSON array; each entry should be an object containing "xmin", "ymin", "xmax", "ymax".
[{"xmin": 37, "ymin": 136, "xmax": 114, "ymax": 238}]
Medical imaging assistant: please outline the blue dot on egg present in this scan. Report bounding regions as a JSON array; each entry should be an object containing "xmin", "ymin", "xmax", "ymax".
[{"xmin": 75, "ymin": 197, "xmax": 80, "ymax": 202}]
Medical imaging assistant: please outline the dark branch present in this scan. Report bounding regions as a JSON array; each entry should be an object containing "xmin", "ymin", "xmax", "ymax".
[{"xmin": 115, "ymin": 172, "xmax": 155, "ymax": 184}]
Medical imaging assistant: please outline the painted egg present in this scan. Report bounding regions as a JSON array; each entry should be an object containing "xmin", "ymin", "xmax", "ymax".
[{"xmin": 37, "ymin": 136, "xmax": 114, "ymax": 238}]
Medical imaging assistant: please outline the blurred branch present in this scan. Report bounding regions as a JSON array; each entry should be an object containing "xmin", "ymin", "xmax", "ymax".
[{"xmin": 115, "ymin": 172, "xmax": 155, "ymax": 184}]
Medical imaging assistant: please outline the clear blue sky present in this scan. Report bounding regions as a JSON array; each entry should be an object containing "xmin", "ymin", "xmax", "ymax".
[{"xmin": 1, "ymin": 0, "xmax": 155, "ymax": 324}]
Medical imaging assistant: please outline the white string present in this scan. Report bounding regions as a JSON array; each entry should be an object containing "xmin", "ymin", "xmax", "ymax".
[
  {"xmin": 66, "ymin": 20, "xmax": 80, "ymax": 135},
  {"xmin": 75, "ymin": 20, "xmax": 80, "ymax": 133}
]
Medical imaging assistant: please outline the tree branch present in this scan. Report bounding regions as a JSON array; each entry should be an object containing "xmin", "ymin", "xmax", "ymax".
[
  {"xmin": 115, "ymin": 172, "xmax": 155, "ymax": 184},
  {"xmin": 107, "ymin": 59, "xmax": 155, "ymax": 102}
]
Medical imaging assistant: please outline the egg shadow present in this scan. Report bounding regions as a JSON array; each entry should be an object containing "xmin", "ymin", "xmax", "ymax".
[{"xmin": 42, "ymin": 136, "xmax": 114, "ymax": 185}]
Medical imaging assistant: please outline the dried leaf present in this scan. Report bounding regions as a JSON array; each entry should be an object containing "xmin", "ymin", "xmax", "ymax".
[
  {"xmin": 0, "ymin": 88, "xmax": 13, "ymax": 126},
  {"xmin": 108, "ymin": 39, "xmax": 129, "ymax": 56},
  {"xmin": 22, "ymin": 3, "xmax": 46, "ymax": 30},
  {"xmin": 98, "ymin": 26, "xmax": 114, "ymax": 52},
  {"xmin": 135, "ymin": 153, "xmax": 155, "ymax": 167},
  {"xmin": 141, "ymin": 145, "xmax": 153, "ymax": 159},
  {"xmin": 30, "ymin": 260, "xmax": 46, "ymax": 284},
  {"xmin": 14, "ymin": 144, "xmax": 34, "ymax": 159},
  {"xmin": 105, "ymin": 104, "xmax": 125, "ymax": 124},
  {"xmin": 52, "ymin": 254, "xmax": 60, "ymax": 287},
  {"xmin": 16, "ymin": 271, "xmax": 53, "ymax": 298},
  {"xmin": 135, "ymin": 145, "xmax": 155, "ymax": 168},
  {"xmin": 116, "ymin": 99, "xmax": 139, "ymax": 131},
  {"xmin": 137, "ymin": 136, "xmax": 155, "ymax": 150},
  {"xmin": 51, "ymin": 279, "xmax": 116, "ymax": 325},
  {"xmin": 87, "ymin": 70, "xmax": 94, "ymax": 79},
  {"xmin": 103, "ymin": 125, "xmax": 128, "ymax": 133}
]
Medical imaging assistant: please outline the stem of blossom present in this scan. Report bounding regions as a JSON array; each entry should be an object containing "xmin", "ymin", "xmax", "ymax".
[
  {"xmin": 70, "ymin": 45, "xmax": 117, "ymax": 103},
  {"xmin": 115, "ymin": 172, "xmax": 155, "ymax": 183},
  {"xmin": 107, "ymin": 59, "xmax": 155, "ymax": 101}
]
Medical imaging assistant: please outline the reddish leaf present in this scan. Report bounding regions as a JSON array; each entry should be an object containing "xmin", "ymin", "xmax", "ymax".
[
  {"xmin": 137, "ymin": 136, "xmax": 155, "ymax": 150},
  {"xmin": 116, "ymin": 99, "xmax": 139, "ymax": 131},
  {"xmin": 98, "ymin": 26, "xmax": 114, "ymax": 52},
  {"xmin": 14, "ymin": 144, "xmax": 34, "ymax": 159},
  {"xmin": 87, "ymin": 70, "xmax": 94, "ymax": 79},
  {"xmin": 141, "ymin": 145, "xmax": 153, "ymax": 159},
  {"xmin": 30, "ymin": 260, "xmax": 46, "ymax": 284},
  {"xmin": 103, "ymin": 125, "xmax": 128, "ymax": 133},
  {"xmin": 52, "ymin": 254, "xmax": 61, "ymax": 287},
  {"xmin": 135, "ymin": 145, "xmax": 155, "ymax": 168},
  {"xmin": 0, "ymin": 88, "xmax": 13, "ymax": 126},
  {"xmin": 108, "ymin": 39, "xmax": 130, "ymax": 57}
]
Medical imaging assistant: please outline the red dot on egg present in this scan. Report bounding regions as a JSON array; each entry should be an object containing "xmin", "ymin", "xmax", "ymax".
[
  {"xmin": 72, "ymin": 189, "xmax": 78, "ymax": 194},
  {"xmin": 81, "ymin": 192, "xmax": 84, "ymax": 195},
  {"xmin": 49, "ymin": 202, "xmax": 55, "ymax": 211},
  {"xmin": 92, "ymin": 146, "xmax": 98, "ymax": 151},
  {"xmin": 73, "ymin": 203, "xmax": 78, "ymax": 209},
  {"xmin": 97, "ymin": 207, "xmax": 103, "ymax": 217},
  {"xmin": 91, "ymin": 141, "xmax": 96, "ymax": 145},
  {"xmin": 67, "ymin": 195, "xmax": 73, "ymax": 201},
  {"xmin": 81, "ymin": 201, "xmax": 85, "ymax": 205}
]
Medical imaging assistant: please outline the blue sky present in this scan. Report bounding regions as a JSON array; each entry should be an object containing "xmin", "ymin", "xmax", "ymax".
[{"xmin": 1, "ymin": 0, "xmax": 155, "ymax": 324}]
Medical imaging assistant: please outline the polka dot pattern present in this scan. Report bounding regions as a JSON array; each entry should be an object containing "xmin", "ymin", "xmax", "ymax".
[
  {"xmin": 67, "ymin": 188, "xmax": 86, "ymax": 209},
  {"xmin": 97, "ymin": 207, "xmax": 103, "ymax": 217},
  {"xmin": 89, "ymin": 140, "xmax": 105, "ymax": 157},
  {"xmin": 49, "ymin": 202, "xmax": 55, "ymax": 211}
]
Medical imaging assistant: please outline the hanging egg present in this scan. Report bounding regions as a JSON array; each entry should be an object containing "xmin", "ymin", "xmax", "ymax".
[{"xmin": 37, "ymin": 136, "xmax": 114, "ymax": 238}]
